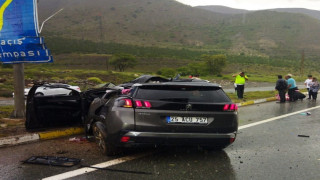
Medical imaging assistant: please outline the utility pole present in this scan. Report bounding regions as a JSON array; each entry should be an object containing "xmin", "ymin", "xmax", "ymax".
[
  {"xmin": 98, "ymin": 14, "xmax": 108, "ymax": 70},
  {"xmin": 12, "ymin": 63, "xmax": 25, "ymax": 118},
  {"xmin": 98, "ymin": 14, "xmax": 104, "ymax": 53},
  {"xmin": 300, "ymin": 50, "xmax": 305, "ymax": 76}
]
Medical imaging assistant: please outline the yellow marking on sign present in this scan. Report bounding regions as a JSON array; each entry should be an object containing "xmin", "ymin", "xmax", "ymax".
[{"xmin": 0, "ymin": 0, "xmax": 13, "ymax": 31}]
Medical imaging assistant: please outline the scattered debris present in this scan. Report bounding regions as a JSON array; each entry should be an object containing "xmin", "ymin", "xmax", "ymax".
[
  {"xmin": 300, "ymin": 112, "xmax": 311, "ymax": 116},
  {"xmin": 69, "ymin": 137, "xmax": 87, "ymax": 142},
  {"xmin": 298, "ymin": 135, "xmax": 310, "ymax": 138},
  {"xmin": 22, "ymin": 156, "xmax": 81, "ymax": 167}
]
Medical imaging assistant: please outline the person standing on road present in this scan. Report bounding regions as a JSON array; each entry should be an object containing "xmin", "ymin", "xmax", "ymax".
[
  {"xmin": 232, "ymin": 72, "xmax": 248, "ymax": 99},
  {"xmin": 308, "ymin": 77, "xmax": 319, "ymax": 101},
  {"xmin": 285, "ymin": 74, "xmax": 298, "ymax": 102},
  {"xmin": 275, "ymin": 75, "xmax": 288, "ymax": 103},
  {"xmin": 304, "ymin": 75, "xmax": 313, "ymax": 99}
]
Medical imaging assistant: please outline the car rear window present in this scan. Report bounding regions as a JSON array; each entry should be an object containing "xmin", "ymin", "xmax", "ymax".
[{"xmin": 133, "ymin": 85, "xmax": 230, "ymax": 103}]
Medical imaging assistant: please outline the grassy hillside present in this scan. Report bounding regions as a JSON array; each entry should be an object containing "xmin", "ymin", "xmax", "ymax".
[
  {"xmin": 38, "ymin": 0, "xmax": 320, "ymax": 61},
  {"xmin": 39, "ymin": 0, "xmax": 226, "ymax": 48},
  {"xmin": 195, "ymin": 5, "xmax": 249, "ymax": 15},
  {"xmin": 221, "ymin": 11, "xmax": 320, "ymax": 59}
]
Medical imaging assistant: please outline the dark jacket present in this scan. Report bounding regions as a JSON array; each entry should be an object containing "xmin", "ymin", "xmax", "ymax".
[{"xmin": 276, "ymin": 79, "xmax": 288, "ymax": 91}]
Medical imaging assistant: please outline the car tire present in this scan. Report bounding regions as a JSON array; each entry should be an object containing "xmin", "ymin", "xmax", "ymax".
[
  {"xmin": 35, "ymin": 92, "xmax": 44, "ymax": 96},
  {"xmin": 92, "ymin": 122, "xmax": 118, "ymax": 156}
]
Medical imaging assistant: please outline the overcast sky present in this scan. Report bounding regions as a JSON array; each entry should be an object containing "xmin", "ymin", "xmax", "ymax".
[{"xmin": 175, "ymin": 0, "xmax": 320, "ymax": 11}]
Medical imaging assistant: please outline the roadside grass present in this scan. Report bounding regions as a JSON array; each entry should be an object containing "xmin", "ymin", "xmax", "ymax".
[
  {"xmin": 0, "ymin": 105, "xmax": 25, "ymax": 137},
  {"xmin": 228, "ymin": 88, "xmax": 307, "ymax": 103},
  {"xmin": 0, "ymin": 105, "xmax": 25, "ymax": 138},
  {"xmin": 227, "ymin": 91, "xmax": 278, "ymax": 103},
  {"xmin": 0, "ymin": 105, "xmax": 13, "ymax": 119}
]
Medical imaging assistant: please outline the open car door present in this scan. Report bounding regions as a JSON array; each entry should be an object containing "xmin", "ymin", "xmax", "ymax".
[{"xmin": 25, "ymin": 84, "xmax": 83, "ymax": 130}]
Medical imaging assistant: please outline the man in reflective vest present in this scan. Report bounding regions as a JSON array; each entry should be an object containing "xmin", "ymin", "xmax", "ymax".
[{"xmin": 233, "ymin": 72, "xmax": 248, "ymax": 99}]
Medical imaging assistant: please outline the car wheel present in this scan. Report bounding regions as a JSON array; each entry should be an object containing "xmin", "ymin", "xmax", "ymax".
[
  {"xmin": 35, "ymin": 92, "xmax": 44, "ymax": 96},
  {"xmin": 92, "ymin": 122, "xmax": 118, "ymax": 156}
]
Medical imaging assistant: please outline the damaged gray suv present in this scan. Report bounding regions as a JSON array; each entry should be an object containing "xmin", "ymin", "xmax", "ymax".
[
  {"xmin": 87, "ymin": 81, "xmax": 238, "ymax": 155},
  {"xmin": 26, "ymin": 77, "xmax": 238, "ymax": 156}
]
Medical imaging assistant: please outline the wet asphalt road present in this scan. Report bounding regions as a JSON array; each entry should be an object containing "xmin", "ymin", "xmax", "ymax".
[{"xmin": 0, "ymin": 100, "xmax": 320, "ymax": 180}]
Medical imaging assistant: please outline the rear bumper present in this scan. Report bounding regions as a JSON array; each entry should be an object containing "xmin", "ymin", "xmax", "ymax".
[{"xmin": 120, "ymin": 131, "xmax": 237, "ymax": 147}]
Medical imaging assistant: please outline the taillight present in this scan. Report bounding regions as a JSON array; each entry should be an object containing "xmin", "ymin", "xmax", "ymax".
[
  {"xmin": 120, "ymin": 136, "xmax": 130, "ymax": 143},
  {"xmin": 223, "ymin": 104, "xmax": 238, "ymax": 111},
  {"xmin": 135, "ymin": 100, "xmax": 143, "ymax": 107},
  {"xmin": 230, "ymin": 137, "xmax": 236, "ymax": 143},
  {"xmin": 230, "ymin": 104, "xmax": 238, "ymax": 110},
  {"xmin": 121, "ymin": 99, "xmax": 133, "ymax": 108},
  {"xmin": 120, "ymin": 99, "xmax": 151, "ymax": 108},
  {"xmin": 144, "ymin": 101, "xmax": 152, "ymax": 108},
  {"xmin": 223, "ymin": 104, "xmax": 229, "ymax": 111},
  {"xmin": 134, "ymin": 100, "xmax": 152, "ymax": 108}
]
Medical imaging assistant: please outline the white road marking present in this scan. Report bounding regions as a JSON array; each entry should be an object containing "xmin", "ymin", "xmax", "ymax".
[
  {"xmin": 42, "ymin": 153, "xmax": 149, "ymax": 180},
  {"xmin": 43, "ymin": 105, "xmax": 320, "ymax": 180},
  {"xmin": 0, "ymin": 133, "xmax": 39, "ymax": 147},
  {"xmin": 239, "ymin": 105, "xmax": 320, "ymax": 130}
]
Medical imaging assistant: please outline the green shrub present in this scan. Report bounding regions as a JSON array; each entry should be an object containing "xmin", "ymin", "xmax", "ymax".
[
  {"xmin": 64, "ymin": 76, "xmax": 78, "ymax": 81},
  {"xmin": 0, "ymin": 90, "xmax": 12, "ymax": 97},
  {"xmin": 0, "ymin": 105, "xmax": 14, "ymax": 119},
  {"xmin": 158, "ymin": 68, "xmax": 176, "ymax": 78},
  {"xmin": 51, "ymin": 77, "xmax": 60, "ymax": 81},
  {"xmin": 87, "ymin": 77, "xmax": 103, "ymax": 84}
]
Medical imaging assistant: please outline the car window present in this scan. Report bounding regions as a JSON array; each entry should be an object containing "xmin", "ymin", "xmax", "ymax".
[{"xmin": 134, "ymin": 85, "xmax": 230, "ymax": 103}]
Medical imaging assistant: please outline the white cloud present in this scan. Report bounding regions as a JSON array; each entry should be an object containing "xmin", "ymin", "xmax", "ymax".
[{"xmin": 175, "ymin": 0, "xmax": 320, "ymax": 10}]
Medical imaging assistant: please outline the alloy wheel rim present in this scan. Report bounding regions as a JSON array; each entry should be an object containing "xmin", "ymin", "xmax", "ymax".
[{"xmin": 93, "ymin": 126, "xmax": 106, "ymax": 152}]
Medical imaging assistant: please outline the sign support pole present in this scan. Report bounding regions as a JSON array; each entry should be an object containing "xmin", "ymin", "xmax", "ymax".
[{"xmin": 12, "ymin": 63, "xmax": 25, "ymax": 118}]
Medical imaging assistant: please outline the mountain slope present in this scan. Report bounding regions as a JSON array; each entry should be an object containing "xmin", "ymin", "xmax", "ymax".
[
  {"xmin": 195, "ymin": 5, "xmax": 250, "ymax": 15},
  {"xmin": 270, "ymin": 8, "xmax": 320, "ymax": 21},
  {"xmin": 38, "ymin": 0, "xmax": 320, "ymax": 59},
  {"xmin": 38, "ymin": 0, "xmax": 227, "ymax": 47},
  {"xmin": 195, "ymin": 5, "xmax": 320, "ymax": 21}
]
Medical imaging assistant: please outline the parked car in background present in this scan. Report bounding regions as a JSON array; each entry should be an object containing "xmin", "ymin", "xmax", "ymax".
[
  {"xmin": 26, "ymin": 76, "xmax": 238, "ymax": 156},
  {"xmin": 13, "ymin": 83, "xmax": 81, "ymax": 98}
]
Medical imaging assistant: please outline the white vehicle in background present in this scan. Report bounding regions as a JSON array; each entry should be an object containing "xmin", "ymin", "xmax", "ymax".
[{"xmin": 13, "ymin": 83, "xmax": 81, "ymax": 98}]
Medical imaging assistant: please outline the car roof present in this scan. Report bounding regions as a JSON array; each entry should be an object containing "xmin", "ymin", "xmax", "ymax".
[
  {"xmin": 43, "ymin": 83, "xmax": 70, "ymax": 88},
  {"xmin": 133, "ymin": 81, "xmax": 221, "ymax": 88}
]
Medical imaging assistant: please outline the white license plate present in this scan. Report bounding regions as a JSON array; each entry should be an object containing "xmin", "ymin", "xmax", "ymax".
[{"xmin": 167, "ymin": 116, "xmax": 208, "ymax": 124}]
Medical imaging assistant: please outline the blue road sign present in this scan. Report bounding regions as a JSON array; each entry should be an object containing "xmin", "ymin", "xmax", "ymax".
[{"xmin": 0, "ymin": 0, "xmax": 53, "ymax": 64}]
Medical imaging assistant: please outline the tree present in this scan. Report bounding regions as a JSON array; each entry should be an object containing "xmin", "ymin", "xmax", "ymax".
[
  {"xmin": 158, "ymin": 68, "xmax": 176, "ymax": 78},
  {"xmin": 201, "ymin": 54, "xmax": 227, "ymax": 75},
  {"xmin": 187, "ymin": 62, "xmax": 207, "ymax": 76},
  {"xmin": 109, "ymin": 54, "xmax": 137, "ymax": 72}
]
